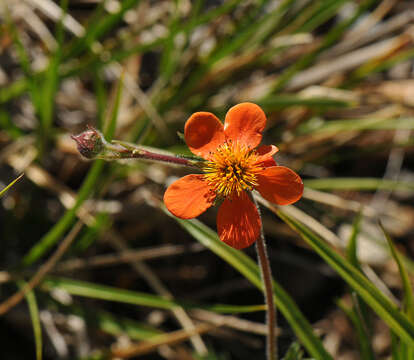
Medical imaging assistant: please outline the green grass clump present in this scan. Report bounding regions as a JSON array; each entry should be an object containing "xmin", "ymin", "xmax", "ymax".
[{"xmin": 1, "ymin": 1, "xmax": 414, "ymax": 359}]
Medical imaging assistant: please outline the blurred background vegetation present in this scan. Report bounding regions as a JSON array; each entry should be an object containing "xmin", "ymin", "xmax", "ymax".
[{"xmin": 1, "ymin": 0, "xmax": 414, "ymax": 359}]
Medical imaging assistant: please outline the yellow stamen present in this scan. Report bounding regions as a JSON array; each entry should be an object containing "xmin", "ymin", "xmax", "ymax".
[{"xmin": 202, "ymin": 141, "xmax": 262, "ymax": 199}]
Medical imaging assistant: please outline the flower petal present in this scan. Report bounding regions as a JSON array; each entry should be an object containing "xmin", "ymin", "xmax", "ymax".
[
  {"xmin": 224, "ymin": 103, "xmax": 266, "ymax": 149},
  {"xmin": 255, "ymin": 145, "xmax": 279, "ymax": 168},
  {"xmin": 184, "ymin": 112, "xmax": 225, "ymax": 159},
  {"xmin": 164, "ymin": 174, "xmax": 215, "ymax": 219},
  {"xmin": 217, "ymin": 192, "xmax": 261, "ymax": 249},
  {"xmin": 256, "ymin": 166, "xmax": 303, "ymax": 205}
]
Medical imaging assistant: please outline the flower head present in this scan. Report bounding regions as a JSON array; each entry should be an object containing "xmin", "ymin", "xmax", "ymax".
[
  {"xmin": 164, "ymin": 103, "xmax": 303, "ymax": 249},
  {"xmin": 71, "ymin": 126, "xmax": 105, "ymax": 159}
]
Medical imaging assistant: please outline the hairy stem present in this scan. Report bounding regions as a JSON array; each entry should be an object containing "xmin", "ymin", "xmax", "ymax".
[
  {"xmin": 253, "ymin": 196, "xmax": 277, "ymax": 360},
  {"xmin": 113, "ymin": 145, "xmax": 197, "ymax": 167},
  {"xmin": 72, "ymin": 127, "xmax": 200, "ymax": 168}
]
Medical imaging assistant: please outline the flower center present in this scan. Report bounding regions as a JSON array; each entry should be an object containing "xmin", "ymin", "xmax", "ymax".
[{"xmin": 202, "ymin": 141, "xmax": 260, "ymax": 198}]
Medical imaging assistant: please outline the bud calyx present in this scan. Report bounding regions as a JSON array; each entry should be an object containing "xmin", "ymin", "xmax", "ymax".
[{"xmin": 71, "ymin": 126, "xmax": 104, "ymax": 159}]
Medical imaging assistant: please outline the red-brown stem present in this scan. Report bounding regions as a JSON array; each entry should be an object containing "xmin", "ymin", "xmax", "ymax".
[
  {"xmin": 98, "ymin": 141, "xmax": 200, "ymax": 168},
  {"xmin": 126, "ymin": 149, "xmax": 196, "ymax": 167},
  {"xmin": 253, "ymin": 196, "xmax": 277, "ymax": 360},
  {"xmin": 72, "ymin": 127, "xmax": 200, "ymax": 168}
]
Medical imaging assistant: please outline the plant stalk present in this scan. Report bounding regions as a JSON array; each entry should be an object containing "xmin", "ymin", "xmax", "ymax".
[
  {"xmin": 71, "ymin": 127, "xmax": 200, "ymax": 168},
  {"xmin": 253, "ymin": 196, "xmax": 277, "ymax": 360},
  {"xmin": 111, "ymin": 143, "xmax": 196, "ymax": 167}
]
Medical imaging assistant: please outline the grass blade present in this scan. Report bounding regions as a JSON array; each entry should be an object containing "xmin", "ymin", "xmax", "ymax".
[
  {"xmin": 270, "ymin": 0, "xmax": 378, "ymax": 92},
  {"xmin": 21, "ymin": 160, "xmax": 104, "ymax": 266},
  {"xmin": 380, "ymin": 223, "xmax": 414, "ymax": 320},
  {"xmin": 66, "ymin": 0, "xmax": 141, "ymax": 58},
  {"xmin": 93, "ymin": 70, "xmax": 107, "ymax": 131},
  {"xmin": 380, "ymin": 222, "xmax": 414, "ymax": 359},
  {"xmin": 347, "ymin": 211, "xmax": 362, "ymax": 269},
  {"xmin": 278, "ymin": 210, "xmax": 414, "ymax": 347},
  {"xmin": 41, "ymin": 277, "xmax": 265, "ymax": 314},
  {"xmin": 281, "ymin": 341, "xmax": 304, "ymax": 360},
  {"xmin": 166, "ymin": 213, "xmax": 332, "ymax": 360},
  {"xmin": 345, "ymin": 212, "xmax": 375, "ymax": 360},
  {"xmin": 37, "ymin": 0, "xmax": 67, "ymax": 154},
  {"xmin": 18, "ymin": 281, "xmax": 42, "ymax": 360},
  {"xmin": 302, "ymin": 117, "xmax": 414, "ymax": 133},
  {"xmin": 298, "ymin": 0, "xmax": 350, "ymax": 33},
  {"xmin": 85, "ymin": 309, "xmax": 162, "ymax": 340},
  {"xmin": 391, "ymin": 330, "xmax": 402, "ymax": 360},
  {"xmin": 21, "ymin": 73, "xmax": 123, "ymax": 266},
  {"xmin": 0, "ymin": 174, "xmax": 24, "ymax": 198},
  {"xmin": 258, "ymin": 95, "xmax": 350, "ymax": 110},
  {"xmin": 304, "ymin": 178, "xmax": 414, "ymax": 192},
  {"xmin": 338, "ymin": 300, "xmax": 374, "ymax": 360}
]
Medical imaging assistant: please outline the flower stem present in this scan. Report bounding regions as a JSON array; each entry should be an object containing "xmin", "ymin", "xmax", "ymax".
[
  {"xmin": 253, "ymin": 196, "xmax": 277, "ymax": 360},
  {"xmin": 72, "ymin": 127, "xmax": 200, "ymax": 168},
  {"xmin": 110, "ymin": 143, "xmax": 197, "ymax": 167}
]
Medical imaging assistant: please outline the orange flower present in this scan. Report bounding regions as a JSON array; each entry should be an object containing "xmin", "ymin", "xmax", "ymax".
[{"xmin": 164, "ymin": 103, "xmax": 303, "ymax": 249}]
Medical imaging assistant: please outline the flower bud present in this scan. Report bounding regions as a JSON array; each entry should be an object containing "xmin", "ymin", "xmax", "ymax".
[{"xmin": 71, "ymin": 126, "xmax": 105, "ymax": 159}]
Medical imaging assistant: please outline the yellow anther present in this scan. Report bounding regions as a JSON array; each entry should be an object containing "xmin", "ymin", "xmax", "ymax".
[{"xmin": 202, "ymin": 141, "xmax": 261, "ymax": 199}]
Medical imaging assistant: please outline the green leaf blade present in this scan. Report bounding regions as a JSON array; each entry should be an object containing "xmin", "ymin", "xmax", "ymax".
[
  {"xmin": 167, "ymin": 211, "xmax": 332, "ymax": 360},
  {"xmin": 278, "ymin": 210, "xmax": 414, "ymax": 347}
]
